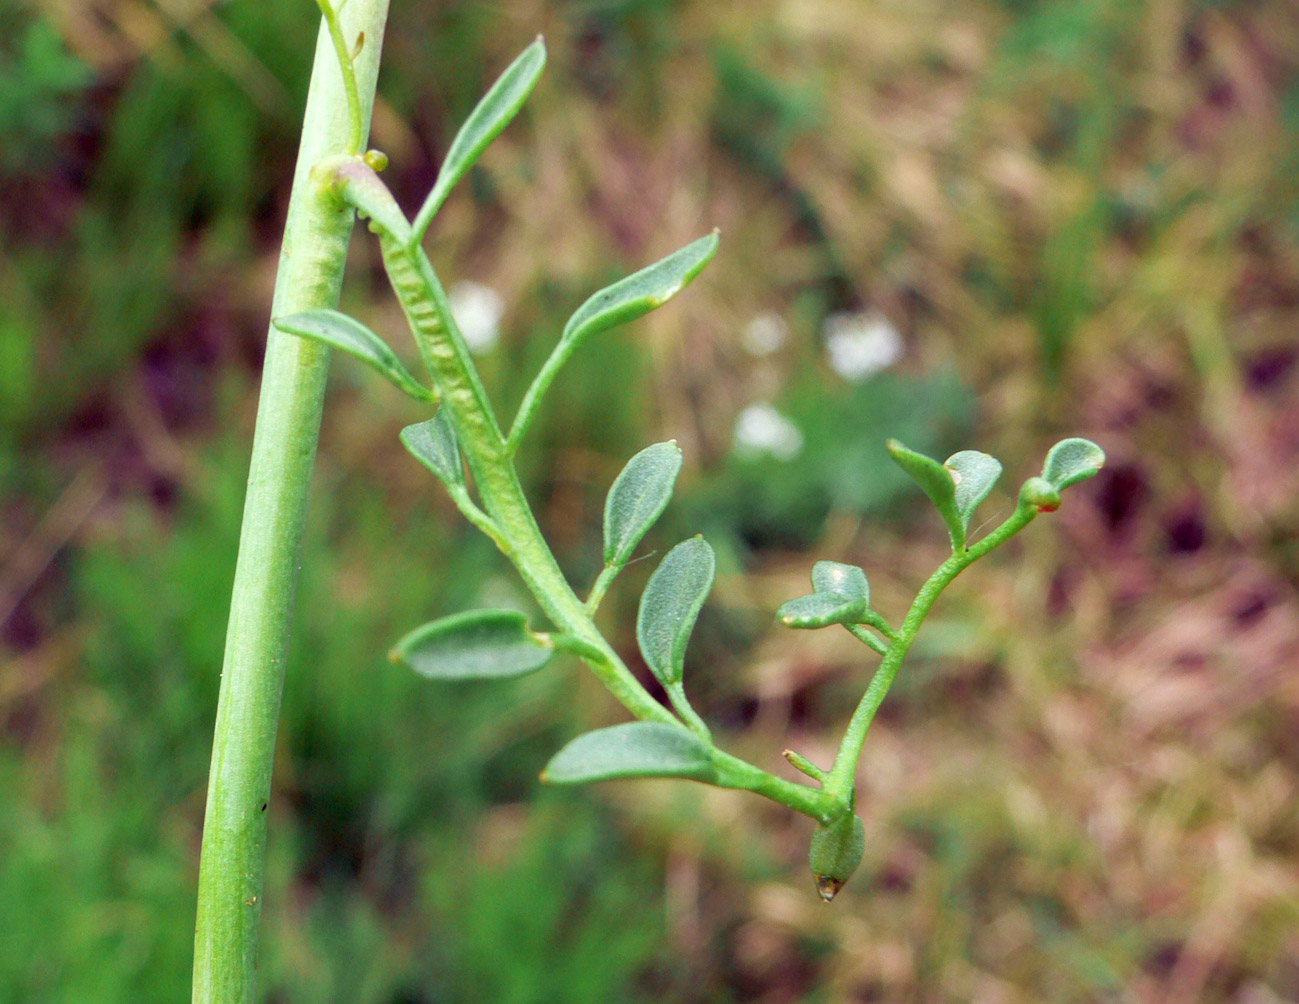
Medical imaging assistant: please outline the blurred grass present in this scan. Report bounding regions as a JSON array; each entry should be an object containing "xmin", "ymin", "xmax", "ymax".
[{"xmin": 3, "ymin": 0, "xmax": 1299, "ymax": 1001}]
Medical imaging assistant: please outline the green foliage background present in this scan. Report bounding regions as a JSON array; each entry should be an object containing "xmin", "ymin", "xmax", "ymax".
[{"xmin": 3, "ymin": 0, "xmax": 1299, "ymax": 1000}]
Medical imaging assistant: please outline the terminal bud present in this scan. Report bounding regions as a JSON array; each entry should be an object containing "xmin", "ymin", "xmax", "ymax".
[
  {"xmin": 809, "ymin": 813, "xmax": 865, "ymax": 901},
  {"xmin": 1020, "ymin": 476, "xmax": 1061, "ymax": 513}
]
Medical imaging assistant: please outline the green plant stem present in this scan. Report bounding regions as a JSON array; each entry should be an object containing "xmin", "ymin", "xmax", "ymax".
[
  {"xmin": 846, "ymin": 624, "xmax": 889, "ymax": 657},
  {"xmin": 191, "ymin": 5, "xmax": 388, "ymax": 1003},
  {"xmin": 859, "ymin": 609, "xmax": 896, "ymax": 639},
  {"xmin": 585, "ymin": 564, "xmax": 619, "ymax": 613},
  {"xmin": 823, "ymin": 501, "xmax": 1038, "ymax": 802},
  {"xmin": 713, "ymin": 750, "xmax": 837, "ymax": 823},
  {"xmin": 506, "ymin": 338, "xmax": 571, "ymax": 454},
  {"xmin": 666, "ymin": 681, "xmax": 712, "ymax": 742}
]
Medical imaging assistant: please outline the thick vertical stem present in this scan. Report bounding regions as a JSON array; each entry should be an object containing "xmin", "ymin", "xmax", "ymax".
[{"xmin": 192, "ymin": 4, "xmax": 389, "ymax": 1002}]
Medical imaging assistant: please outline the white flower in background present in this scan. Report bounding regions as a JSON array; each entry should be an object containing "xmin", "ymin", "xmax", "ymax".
[
  {"xmin": 448, "ymin": 280, "xmax": 505, "ymax": 354},
  {"xmin": 733, "ymin": 402, "xmax": 804, "ymax": 461},
  {"xmin": 741, "ymin": 311, "xmax": 789, "ymax": 356},
  {"xmin": 823, "ymin": 310, "xmax": 903, "ymax": 381}
]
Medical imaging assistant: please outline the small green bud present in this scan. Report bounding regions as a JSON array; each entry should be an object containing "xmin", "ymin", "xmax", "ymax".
[
  {"xmin": 1020, "ymin": 476, "xmax": 1061, "ymax": 513},
  {"xmin": 363, "ymin": 148, "xmax": 389, "ymax": 172},
  {"xmin": 809, "ymin": 813, "xmax": 865, "ymax": 901}
]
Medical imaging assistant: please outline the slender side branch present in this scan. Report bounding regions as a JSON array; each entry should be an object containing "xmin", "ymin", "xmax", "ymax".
[
  {"xmin": 443, "ymin": 485, "xmax": 508, "ymax": 551},
  {"xmin": 507, "ymin": 339, "xmax": 570, "ymax": 454},
  {"xmin": 822, "ymin": 499, "xmax": 1039, "ymax": 801},
  {"xmin": 666, "ymin": 681, "xmax": 712, "ymax": 742},
  {"xmin": 859, "ymin": 609, "xmax": 896, "ymax": 640},
  {"xmin": 712, "ymin": 750, "xmax": 839, "ymax": 824},
  {"xmin": 584, "ymin": 564, "xmax": 619, "ymax": 614},
  {"xmin": 846, "ymin": 624, "xmax": 889, "ymax": 657},
  {"xmin": 783, "ymin": 749, "xmax": 828, "ymax": 783},
  {"xmin": 315, "ymin": 0, "xmax": 365, "ymax": 154},
  {"xmin": 191, "ymin": 5, "xmax": 389, "ymax": 1004}
]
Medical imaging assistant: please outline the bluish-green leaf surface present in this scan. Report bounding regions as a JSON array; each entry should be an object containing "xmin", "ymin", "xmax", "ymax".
[
  {"xmin": 562, "ymin": 232, "xmax": 719, "ymax": 349},
  {"xmin": 777, "ymin": 591, "xmax": 864, "ymax": 629},
  {"xmin": 778, "ymin": 560, "xmax": 870, "ymax": 628},
  {"xmin": 541, "ymin": 722, "xmax": 715, "ymax": 784},
  {"xmin": 944, "ymin": 450, "xmax": 1002, "ymax": 531},
  {"xmin": 400, "ymin": 411, "xmax": 464, "ymax": 488},
  {"xmin": 274, "ymin": 309, "xmax": 433, "ymax": 401},
  {"xmin": 413, "ymin": 38, "xmax": 547, "ymax": 239},
  {"xmin": 1042, "ymin": 437, "xmax": 1105, "ymax": 490},
  {"xmin": 886, "ymin": 439, "xmax": 964, "ymax": 548},
  {"xmin": 636, "ymin": 536, "xmax": 715, "ymax": 686},
  {"xmin": 603, "ymin": 441, "xmax": 682, "ymax": 567},
  {"xmin": 810, "ymin": 560, "xmax": 869, "ymax": 602},
  {"xmin": 391, "ymin": 608, "xmax": 552, "ymax": 680}
]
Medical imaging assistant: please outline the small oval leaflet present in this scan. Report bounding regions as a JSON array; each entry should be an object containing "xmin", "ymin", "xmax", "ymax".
[
  {"xmin": 778, "ymin": 591, "xmax": 865, "ymax": 629},
  {"xmin": 274, "ymin": 309, "xmax": 433, "ymax": 402},
  {"xmin": 400, "ymin": 411, "xmax": 464, "ymax": 488},
  {"xmin": 944, "ymin": 450, "xmax": 1002, "ymax": 532},
  {"xmin": 778, "ymin": 561, "xmax": 870, "ymax": 628},
  {"xmin": 562, "ymin": 232, "xmax": 719, "ymax": 349},
  {"xmin": 413, "ymin": 38, "xmax": 547, "ymax": 241},
  {"xmin": 886, "ymin": 439, "xmax": 965, "ymax": 550},
  {"xmin": 636, "ymin": 536, "xmax": 715, "ymax": 687},
  {"xmin": 603, "ymin": 441, "xmax": 683, "ymax": 567},
  {"xmin": 1042, "ymin": 437, "xmax": 1105, "ymax": 490},
  {"xmin": 810, "ymin": 560, "xmax": 869, "ymax": 602},
  {"xmin": 391, "ymin": 608, "xmax": 552, "ymax": 680},
  {"xmin": 541, "ymin": 721, "xmax": 715, "ymax": 785}
]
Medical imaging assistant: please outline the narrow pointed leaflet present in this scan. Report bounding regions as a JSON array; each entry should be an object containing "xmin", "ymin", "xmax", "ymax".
[
  {"xmin": 636, "ymin": 536, "xmax": 715, "ymax": 687},
  {"xmin": 412, "ymin": 38, "xmax": 547, "ymax": 242},
  {"xmin": 562, "ymin": 232, "xmax": 719, "ymax": 349},
  {"xmin": 603, "ymin": 441, "xmax": 683, "ymax": 568},
  {"xmin": 400, "ymin": 411, "xmax": 464, "ymax": 488},
  {"xmin": 275, "ymin": 309, "xmax": 434, "ymax": 401},
  {"xmin": 391, "ymin": 609, "xmax": 553, "ymax": 680},
  {"xmin": 507, "ymin": 232, "xmax": 719, "ymax": 450},
  {"xmin": 542, "ymin": 722, "xmax": 716, "ymax": 784},
  {"xmin": 886, "ymin": 439, "xmax": 965, "ymax": 550}
]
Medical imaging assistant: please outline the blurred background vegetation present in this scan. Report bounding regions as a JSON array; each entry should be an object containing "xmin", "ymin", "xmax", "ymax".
[{"xmin": 3, "ymin": 0, "xmax": 1299, "ymax": 1000}]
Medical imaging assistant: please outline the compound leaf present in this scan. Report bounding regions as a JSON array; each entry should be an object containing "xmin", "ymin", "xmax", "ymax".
[
  {"xmin": 391, "ymin": 608, "xmax": 552, "ymax": 680},
  {"xmin": 541, "ymin": 722, "xmax": 715, "ymax": 784},
  {"xmin": 275, "ymin": 309, "xmax": 433, "ymax": 401},
  {"xmin": 636, "ymin": 536, "xmax": 715, "ymax": 686},
  {"xmin": 603, "ymin": 441, "xmax": 683, "ymax": 567}
]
